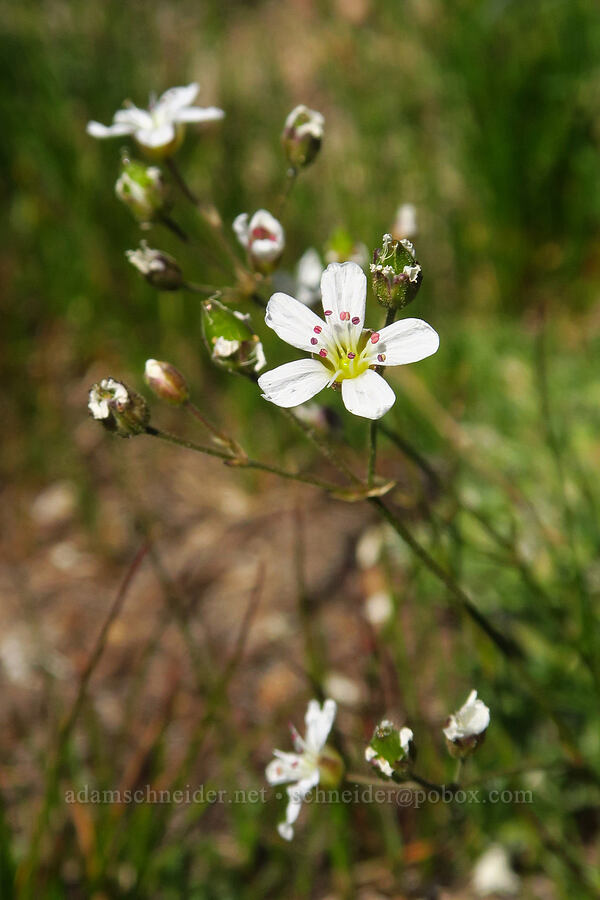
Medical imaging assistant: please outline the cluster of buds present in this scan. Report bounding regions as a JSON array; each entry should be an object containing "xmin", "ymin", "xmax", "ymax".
[
  {"xmin": 233, "ymin": 210, "xmax": 285, "ymax": 275},
  {"xmin": 443, "ymin": 690, "xmax": 490, "ymax": 759},
  {"xmin": 370, "ymin": 233, "xmax": 422, "ymax": 310},
  {"xmin": 87, "ymin": 378, "xmax": 149, "ymax": 437},
  {"xmin": 365, "ymin": 720, "xmax": 415, "ymax": 779},
  {"xmin": 115, "ymin": 157, "xmax": 169, "ymax": 226},
  {"xmin": 126, "ymin": 241, "xmax": 183, "ymax": 291},
  {"xmin": 144, "ymin": 359, "xmax": 189, "ymax": 405},
  {"xmin": 202, "ymin": 297, "xmax": 266, "ymax": 373},
  {"xmin": 281, "ymin": 104, "xmax": 324, "ymax": 170}
]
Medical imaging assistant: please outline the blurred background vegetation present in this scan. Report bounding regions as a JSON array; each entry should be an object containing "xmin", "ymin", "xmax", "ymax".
[{"xmin": 2, "ymin": 0, "xmax": 600, "ymax": 897}]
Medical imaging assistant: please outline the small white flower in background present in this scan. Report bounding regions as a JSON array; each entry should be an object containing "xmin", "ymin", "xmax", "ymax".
[
  {"xmin": 88, "ymin": 378, "xmax": 129, "ymax": 421},
  {"xmin": 126, "ymin": 241, "xmax": 183, "ymax": 290},
  {"xmin": 472, "ymin": 844, "xmax": 520, "ymax": 896},
  {"xmin": 258, "ymin": 261, "xmax": 439, "ymax": 420},
  {"xmin": 295, "ymin": 248, "xmax": 324, "ymax": 306},
  {"xmin": 88, "ymin": 378, "xmax": 149, "ymax": 437},
  {"xmin": 233, "ymin": 209, "xmax": 285, "ymax": 274},
  {"xmin": 86, "ymin": 83, "xmax": 224, "ymax": 157},
  {"xmin": 443, "ymin": 690, "xmax": 490, "ymax": 758},
  {"xmin": 265, "ymin": 698, "xmax": 341, "ymax": 841},
  {"xmin": 282, "ymin": 105, "xmax": 324, "ymax": 169},
  {"xmin": 365, "ymin": 720, "xmax": 414, "ymax": 778},
  {"xmin": 392, "ymin": 203, "xmax": 418, "ymax": 240}
]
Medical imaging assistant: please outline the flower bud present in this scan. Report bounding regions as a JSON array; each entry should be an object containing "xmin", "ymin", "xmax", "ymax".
[
  {"xmin": 115, "ymin": 158, "xmax": 168, "ymax": 225},
  {"xmin": 233, "ymin": 210, "xmax": 285, "ymax": 274},
  {"xmin": 370, "ymin": 233, "xmax": 422, "ymax": 310},
  {"xmin": 201, "ymin": 298, "xmax": 266, "ymax": 373},
  {"xmin": 88, "ymin": 378, "xmax": 150, "ymax": 438},
  {"xmin": 282, "ymin": 105, "xmax": 324, "ymax": 169},
  {"xmin": 443, "ymin": 690, "xmax": 490, "ymax": 759},
  {"xmin": 144, "ymin": 359, "xmax": 189, "ymax": 404},
  {"xmin": 126, "ymin": 241, "xmax": 183, "ymax": 291},
  {"xmin": 317, "ymin": 745, "xmax": 345, "ymax": 789},
  {"xmin": 365, "ymin": 720, "xmax": 414, "ymax": 778}
]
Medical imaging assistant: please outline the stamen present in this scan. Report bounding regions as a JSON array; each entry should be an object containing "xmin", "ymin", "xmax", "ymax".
[
  {"xmin": 347, "ymin": 352, "xmax": 356, "ymax": 359},
  {"xmin": 310, "ymin": 337, "xmax": 318, "ymax": 345},
  {"xmin": 351, "ymin": 316, "xmax": 360, "ymax": 325},
  {"xmin": 313, "ymin": 325, "xmax": 322, "ymax": 334},
  {"xmin": 377, "ymin": 353, "xmax": 386, "ymax": 363},
  {"xmin": 340, "ymin": 310, "xmax": 350, "ymax": 321},
  {"xmin": 370, "ymin": 332, "xmax": 380, "ymax": 344},
  {"xmin": 324, "ymin": 309, "xmax": 332, "ymax": 317},
  {"xmin": 319, "ymin": 349, "xmax": 328, "ymax": 358}
]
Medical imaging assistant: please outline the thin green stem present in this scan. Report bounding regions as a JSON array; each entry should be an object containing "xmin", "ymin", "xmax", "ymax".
[
  {"xmin": 145, "ymin": 425, "xmax": 344, "ymax": 492},
  {"xmin": 276, "ymin": 166, "xmax": 298, "ymax": 218},
  {"xmin": 183, "ymin": 281, "xmax": 219, "ymax": 296},
  {"xmin": 283, "ymin": 408, "xmax": 362, "ymax": 485}
]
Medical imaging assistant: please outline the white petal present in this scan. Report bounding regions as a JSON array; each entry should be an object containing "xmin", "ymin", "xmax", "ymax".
[
  {"xmin": 251, "ymin": 238, "xmax": 283, "ymax": 263},
  {"xmin": 86, "ymin": 121, "xmax": 136, "ymax": 139},
  {"xmin": 369, "ymin": 318, "xmax": 439, "ymax": 366},
  {"xmin": 282, "ymin": 768, "xmax": 320, "ymax": 832},
  {"xmin": 264, "ymin": 292, "xmax": 327, "ymax": 353},
  {"xmin": 265, "ymin": 752, "xmax": 304, "ymax": 785},
  {"xmin": 135, "ymin": 124, "xmax": 176, "ymax": 148},
  {"xmin": 277, "ymin": 822, "xmax": 294, "ymax": 841},
  {"xmin": 341, "ymin": 370, "xmax": 396, "ymax": 420},
  {"xmin": 320, "ymin": 261, "xmax": 366, "ymax": 332},
  {"xmin": 175, "ymin": 105, "xmax": 225, "ymax": 123},
  {"xmin": 114, "ymin": 107, "xmax": 154, "ymax": 130},
  {"xmin": 258, "ymin": 359, "xmax": 330, "ymax": 408},
  {"xmin": 154, "ymin": 83, "xmax": 199, "ymax": 117},
  {"xmin": 304, "ymin": 699, "xmax": 336, "ymax": 753},
  {"xmin": 232, "ymin": 213, "xmax": 249, "ymax": 247}
]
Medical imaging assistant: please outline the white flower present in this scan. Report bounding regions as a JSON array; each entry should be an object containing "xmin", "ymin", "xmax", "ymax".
[
  {"xmin": 393, "ymin": 203, "xmax": 418, "ymax": 240},
  {"xmin": 126, "ymin": 242, "xmax": 182, "ymax": 290},
  {"xmin": 443, "ymin": 690, "xmax": 490, "ymax": 742},
  {"xmin": 284, "ymin": 104, "xmax": 324, "ymax": 142},
  {"xmin": 233, "ymin": 210, "xmax": 285, "ymax": 271},
  {"xmin": 365, "ymin": 721, "xmax": 414, "ymax": 777},
  {"xmin": 295, "ymin": 248, "xmax": 324, "ymax": 306},
  {"xmin": 472, "ymin": 844, "xmax": 520, "ymax": 896},
  {"xmin": 265, "ymin": 698, "xmax": 337, "ymax": 841},
  {"xmin": 86, "ymin": 83, "xmax": 224, "ymax": 155},
  {"xmin": 257, "ymin": 261, "xmax": 439, "ymax": 420},
  {"xmin": 88, "ymin": 378, "xmax": 129, "ymax": 420}
]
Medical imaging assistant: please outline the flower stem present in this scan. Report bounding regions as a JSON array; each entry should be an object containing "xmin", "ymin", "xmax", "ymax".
[
  {"xmin": 276, "ymin": 166, "xmax": 298, "ymax": 218},
  {"xmin": 369, "ymin": 495, "xmax": 587, "ymax": 767},
  {"xmin": 283, "ymin": 408, "xmax": 362, "ymax": 485},
  {"xmin": 166, "ymin": 158, "xmax": 247, "ymax": 279},
  {"xmin": 144, "ymin": 425, "xmax": 344, "ymax": 492}
]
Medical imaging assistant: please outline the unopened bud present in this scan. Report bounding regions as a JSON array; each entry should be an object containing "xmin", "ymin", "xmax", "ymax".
[
  {"xmin": 88, "ymin": 378, "xmax": 149, "ymax": 438},
  {"xmin": 282, "ymin": 105, "xmax": 324, "ymax": 169},
  {"xmin": 115, "ymin": 158, "xmax": 168, "ymax": 225},
  {"xmin": 443, "ymin": 690, "xmax": 490, "ymax": 759},
  {"xmin": 126, "ymin": 241, "xmax": 183, "ymax": 291},
  {"xmin": 370, "ymin": 233, "xmax": 422, "ymax": 310},
  {"xmin": 365, "ymin": 720, "xmax": 414, "ymax": 778},
  {"xmin": 144, "ymin": 359, "xmax": 189, "ymax": 404},
  {"xmin": 233, "ymin": 210, "xmax": 285, "ymax": 275},
  {"xmin": 202, "ymin": 298, "xmax": 266, "ymax": 373}
]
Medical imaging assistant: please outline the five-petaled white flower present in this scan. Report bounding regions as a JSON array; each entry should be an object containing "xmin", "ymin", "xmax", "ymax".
[
  {"xmin": 258, "ymin": 261, "xmax": 439, "ymax": 420},
  {"xmin": 88, "ymin": 378, "xmax": 129, "ymax": 421},
  {"xmin": 266, "ymin": 698, "xmax": 337, "ymax": 841},
  {"xmin": 86, "ymin": 83, "xmax": 224, "ymax": 156},
  {"xmin": 444, "ymin": 690, "xmax": 490, "ymax": 743},
  {"xmin": 233, "ymin": 209, "xmax": 285, "ymax": 273}
]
